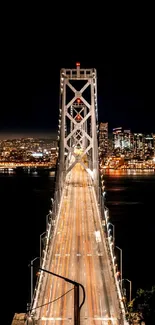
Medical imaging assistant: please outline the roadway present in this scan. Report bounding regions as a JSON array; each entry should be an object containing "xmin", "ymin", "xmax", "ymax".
[{"xmin": 35, "ymin": 163, "xmax": 121, "ymax": 325}]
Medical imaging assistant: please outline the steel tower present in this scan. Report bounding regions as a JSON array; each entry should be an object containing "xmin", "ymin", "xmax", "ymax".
[{"xmin": 58, "ymin": 62, "xmax": 99, "ymax": 199}]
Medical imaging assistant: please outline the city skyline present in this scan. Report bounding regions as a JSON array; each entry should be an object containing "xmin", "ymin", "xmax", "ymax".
[
  {"xmin": 0, "ymin": 123, "xmax": 154, "ymax": 140},
  {"xmin": 0, "ymin": 130, "xmax": 58, "ymax": 140},
  {"xmin": 1, "ymin": 121, "xmax": 154, "ymax": 171}
]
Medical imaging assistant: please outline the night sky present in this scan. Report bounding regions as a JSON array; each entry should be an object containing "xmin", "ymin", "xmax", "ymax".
[
  {"xmin": 1, "ymin": 9, "xmax": 154, "ymax": 324},
  {"xmin": 1, "ymin": 11, "xmax": 153, "ymax": 137}
]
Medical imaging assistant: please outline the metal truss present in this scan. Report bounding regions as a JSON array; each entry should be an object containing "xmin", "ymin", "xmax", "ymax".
[{"xmin": 58, "ymin": 63, "xmax": 99, "ymax": 198}]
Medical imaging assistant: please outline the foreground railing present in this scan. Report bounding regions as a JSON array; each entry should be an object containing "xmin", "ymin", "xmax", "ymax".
[
  {"xmin": 28, "ymin": 164, "xmax": 65, "ymax": 321},
  {"xmin": 98, "ymin": 180, "xmax": 129, "ymax": 325}
]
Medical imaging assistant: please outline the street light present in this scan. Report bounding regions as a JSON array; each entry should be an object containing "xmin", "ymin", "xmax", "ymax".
[
  {"xmin": 38, "ymin": 267, "xmax": 85, "ymax": 325},
  {"xmin": 46, "ymin": 210, "xmax": 52, "ymax": 229},
  {"xmin": 104, "ymin": 207, "xmax": 109, "ymax": 218},
  {"xmin": 116, "ymin": 246, "xmax": 122, "ymax": 291},
  {"xmin": 121, "ymin": 278, "xmax": 132, "ymax": 303},
  {"xmin": 29, "ymin": 257, "xmax": 40, "ymax": 304},
  {"xmin": 51, "ymin": 197, "xmax": 54, "ymax": 205},
  {"xmin": 107, "ymin": 222, "xmax": 115, "ymax": 246},
  {"xmin": 40, "ymin": 231, "xmax": 46, "ymax": 265}
]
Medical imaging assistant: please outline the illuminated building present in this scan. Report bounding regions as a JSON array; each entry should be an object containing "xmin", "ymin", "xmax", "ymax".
[
  {"xmin": 144, "ymin": 134, "xmax": 154, "ymax": 159},
  {"xmin": 152, "ymin": 134, "xmax": 155, "ymax": 156},
  {"xmin": 133, "ymin": 133, "xmax": 144, "ymax": 159},
  {"xmin": 122, "ymin": 129, "xmax": 131, "ymax": 159},
  {"xmin": 122, "ymin": 130, "xmax": 131, "ymax": 149},
  {"xmin": 99, "ymin": 122, "xmax": 108, "ymax": 159},
  {"xmin": 0, "ymin": 137, "xmax": 58, "ymax": 165},
  {"xmin": 112, "ymin": 127, "xmax": 123, "ymax": 156}
]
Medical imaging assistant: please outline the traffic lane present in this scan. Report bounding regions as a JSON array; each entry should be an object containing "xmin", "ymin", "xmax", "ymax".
[
  {"xmin": 64, "ymin": 166, "xmax": 89, "ymax": 322},
  {"xmin": 90, "ymin": 184, "xmax": 120, "ymax": 321},
  {"xmin": 70, "ymin": 166, "xmax": 109, "ymax": 321},
  {"xmin": 60, "ymin": 183, "xmax": 76, "ymax": 324},
  {"xmin": 64, "ymin": 174, "xmax": 81, "ymax": 324},
  {"xmin": 50, "ymin": 184, "xmax": 72, "ymax": 318},
  {"xmin": 48, "ymin": 177, "xmax": 75, "ymax": 321},
  {"xmin": 80, "ymin": 171, "xmax": 108, "ymax": 316},
  {"xmin": 72, "ymin": 166, "xmax": 110, "ymax": 321},
  {"xmin": 37, "ymin": 194, "xmax": 67, "ymax": 323},
  {"xmin": 37, "ymin": 165, "xmax": 80, "ymax": 322},
  {"xmin": 38, "ymin": 174, "xmax": 74, "ymax": 322},
  {"xmin": 62, "ymin": 167, "xmax": 90, "ymax": 322},
  {"xmin": 87, "ymin": 185, "xmax": 112, "ymax": 318},
  {"xmin": 37, "ymin": 164, "xmax": 120, "ymax": 324},
  {"xmin": 85, "ymin": 178, "xmax": 111, "ymax": 319},
  {"xmin": 78, "ymin": 166, "xmax": 119, "ymax": 322}
]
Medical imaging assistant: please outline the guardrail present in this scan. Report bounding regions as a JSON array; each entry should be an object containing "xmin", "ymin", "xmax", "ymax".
[
  {"xmin": 99, "ymin": 191, "xmax": 129, "ymax": 325},
  {"xmin": 28, "ymin": 167, "xmax": 65, "ymax": 321}
]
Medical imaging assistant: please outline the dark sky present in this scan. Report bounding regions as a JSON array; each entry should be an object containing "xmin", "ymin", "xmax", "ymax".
[{"xmin": 1, "ymin": 11, "xmax": 154, "ymax": 137}]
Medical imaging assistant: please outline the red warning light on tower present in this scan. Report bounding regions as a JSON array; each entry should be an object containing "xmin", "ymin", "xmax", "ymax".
[
  {"xmin": 75, "ymin": 114, "xmax": 82, "ymax": 121},
  {"xmin": 76, "ymin": 62, "xmax": 80, "ymax": 67},
  {"xmin": 77, "ymin": 98, "xmax": 81, "ymax": 104}
]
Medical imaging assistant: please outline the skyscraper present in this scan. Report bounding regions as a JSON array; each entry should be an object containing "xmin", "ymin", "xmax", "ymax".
[
  {"xmin": 133, "ymin": 133, "xmax": 144, "ymax": 159},
  {"xmin": 112, "ymin": 127, "xmax": 123, "ymax": 156},
  {"xmin": 122, "ymin": 130, "xmax": 131, "ymax": 149},
  {"xmin": 152, "ymin": 134, "xmax": 155, "ymax": 156},
  {"xmin": 144, "ymin": 134, "xmax": 154, "ymax": 159},
  {"xmin": 99, "ymin": 122, "xmax": 108, "ymax": 159}
]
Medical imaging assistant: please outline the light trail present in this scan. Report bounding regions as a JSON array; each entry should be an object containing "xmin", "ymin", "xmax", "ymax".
[{"xmin": 35, "ymin": 163, "xmax": 121, "ymax": 325}]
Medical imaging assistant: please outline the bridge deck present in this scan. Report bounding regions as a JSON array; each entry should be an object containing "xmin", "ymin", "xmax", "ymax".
[{"xmin": 36, "ymin": 163, "xmax": 120, "ymax": 324}]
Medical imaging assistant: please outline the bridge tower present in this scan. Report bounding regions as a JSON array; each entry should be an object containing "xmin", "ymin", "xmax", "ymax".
[{"xmin": 58, "ymin": 63, "xmax": 99, "ymax": 199}]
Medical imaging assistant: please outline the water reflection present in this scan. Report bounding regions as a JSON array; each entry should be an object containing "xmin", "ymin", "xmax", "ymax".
[
  {"xmin": 102, "ymin": 169, "xmax": 155, "ymax": 177},
  {"xmin": 108, "ymin": 187, "xmax": 127, "ymax": 191},
  {"xmin": 103, "ymin": 169, "xmax": 155, "ymax": 298}
]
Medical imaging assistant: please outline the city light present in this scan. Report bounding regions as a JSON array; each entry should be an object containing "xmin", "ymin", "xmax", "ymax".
[{"xmin": 99, "ymin": 123, "xmax": 155, "ymax": 170}]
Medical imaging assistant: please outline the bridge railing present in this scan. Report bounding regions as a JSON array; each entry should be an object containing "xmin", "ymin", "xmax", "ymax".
[
  {"xmin": 29, "ymin": 219, "xmax": 53, "ymax": 318},
  {"xmin": 29, "ymin": 162, "xmax": 65, "ymax": 320},
  {"xmin": 98, "ymin": 187, "xmax": 129, "ymax": 325}
]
